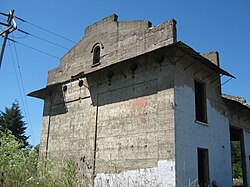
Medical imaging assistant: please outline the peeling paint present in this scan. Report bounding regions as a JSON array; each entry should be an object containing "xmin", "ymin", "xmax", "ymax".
[
  {"xmin": 175, "ymin": 84, "xmax": 232, "ymax": 187},
  {"xmin": 94, "ymin": 160, "xmax": 175, "ymax": 187}
]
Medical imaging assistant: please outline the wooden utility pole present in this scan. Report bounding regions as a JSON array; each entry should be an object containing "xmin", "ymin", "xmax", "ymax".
[{"xmin": 0, "ymin": 10, "xmax": 16, "ymax": 68}]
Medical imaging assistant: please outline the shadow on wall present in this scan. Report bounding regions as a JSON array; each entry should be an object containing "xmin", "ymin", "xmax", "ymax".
[
  {"xmin": 86, "ymin": 49, "xmax": 174, "ymax": 107},
  {"xmin": 43, "ymin": 85, "xmax": 68, "ymax": 117},
  {"xmin": 43, "ymin": 47, "xmax": 176, "ymax": 116}
]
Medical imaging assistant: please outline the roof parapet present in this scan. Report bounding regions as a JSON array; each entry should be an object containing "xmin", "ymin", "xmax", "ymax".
[
  {"xmin": 222, "ymin": 94, "xmax": 247, "ymax": 104},
  {"xmin": 202, "ymin": 51, "xmax": 220, "ymax": 67},
  {"xmin": 85, "ymin": 14, "xmax": 118, "ymax": 36},
  {"xmin": 46, "ymin": 15, "xmax": 177, "ymax": 85}
]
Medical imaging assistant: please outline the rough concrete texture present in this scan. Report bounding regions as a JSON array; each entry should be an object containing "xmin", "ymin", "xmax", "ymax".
[
  {"xmin": 202, "ymin": 51, "xmax": 220, "ymax": 66},
  {"xmin": 39, "ymin": 46, "xmax": 176, "ymax": 185},
  {"xmin": 47, "ymin": 14, "xmax": 176, "ymax": 85},
  {"xmin": 31, "ymin": 14, "xmax": 250, "ymax": 186}
]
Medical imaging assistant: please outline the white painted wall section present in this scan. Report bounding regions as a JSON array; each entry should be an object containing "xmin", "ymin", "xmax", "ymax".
[
  {"xmin": 175, "ymin": 84, "xmax": 232, "ymax": 187},
  {"xmin": 94, "ymin": 160, "xmax": 175, "ymax": 187}
]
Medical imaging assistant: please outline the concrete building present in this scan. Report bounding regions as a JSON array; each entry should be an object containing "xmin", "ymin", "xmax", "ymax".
[{"xmin": 29, "ymin": 15, "xmax": 250, "ymax": 187}]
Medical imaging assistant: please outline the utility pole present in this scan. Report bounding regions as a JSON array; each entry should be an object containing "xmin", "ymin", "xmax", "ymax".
[{"xmin": 0, "ymin": 10, "xmax": 16, "ymax": 68}]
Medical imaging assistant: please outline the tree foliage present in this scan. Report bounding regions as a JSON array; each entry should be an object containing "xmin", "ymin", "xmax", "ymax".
[
  {"xmin": 0, "ymin": 131, "xmax": 79, "ymax": 187},
  {"xmin": 0, "ymin": 131, "xmax": 38, "ymax": 186},
  {"xmin": 0, "ymin": 102, "xmax": 82, "ymax": 186},
  {"xmin": 231, "ymin": 141, "xmax": 243, "ymax": 179},
  {"xmin": 0, "ymin": 101, "xmax": 29, "ymax": 147}
]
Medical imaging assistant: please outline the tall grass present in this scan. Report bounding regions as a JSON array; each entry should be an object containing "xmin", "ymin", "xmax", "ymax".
[{"xmin": 0, "ymin": 131, "xmax": 81, "ymax": 187}]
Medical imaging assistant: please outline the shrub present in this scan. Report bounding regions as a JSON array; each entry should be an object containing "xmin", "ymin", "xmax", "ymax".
[{"xmin": 0, "ymin": 131, "xmax": 80, "ymax": 187}]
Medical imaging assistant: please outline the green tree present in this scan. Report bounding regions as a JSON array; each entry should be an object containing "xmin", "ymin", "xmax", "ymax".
[{"xmin": 0, "ymin": 101, "xmax": 29, "ymax": 147}]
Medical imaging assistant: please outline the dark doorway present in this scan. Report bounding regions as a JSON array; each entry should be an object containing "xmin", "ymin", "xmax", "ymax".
[
  {"xmin": 197, "ymin": 148, "xmax": 210, "ymax": 187},
  {"xmin": 230, "ymin": 127, "xmax": 247, "ymax": 187}
]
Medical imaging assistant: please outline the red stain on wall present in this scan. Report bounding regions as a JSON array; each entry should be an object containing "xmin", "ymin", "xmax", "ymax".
[
  {"xmin": 132, "ymin": 98, "xmax": 147, "ymax": 117},
  {"xmin": 133, "ymin": 98, "xmax": 146, "ymax": 107}
]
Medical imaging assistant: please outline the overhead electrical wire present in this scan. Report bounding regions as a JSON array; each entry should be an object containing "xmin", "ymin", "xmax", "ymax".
[
  {"xmin": 15, "ymin": 16, "xmax": 77, "ymax": 44},
  {"xmin": 12, "ymin": 33, "xmax": 37, "ymax": 145},
  {"xmin": 17, "ymin": 28, "xmax": 70, "ymax": 50},
  {"xmin": 8, "ymin": 39, "xmax": 35, "ymax": 145},
  {"xmin": 3, "ymin": 14, "xmax": 76, "ymax": 60},
  {"xmin": 2, "ymin": 14, "xmax": 73, "ymax": 145},
  {"xmin": 7, "ymin": 37, "xmax": 61, "ymax": 60}
]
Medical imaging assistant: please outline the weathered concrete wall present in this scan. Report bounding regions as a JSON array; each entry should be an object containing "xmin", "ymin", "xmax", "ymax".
[
  {"xmin": 39, "ymin": 15, "xmax": 177, "ymax": 185},
  {"xmin": 173, "ymin": 50, "xmax": 233, "ymax": 186},
  {"xmin": 40, "ymin": 48, "xmax": 176, "ymax": 186},
  {"xmin": 202, "ymin": 51, "xmax": 219, "ymax": 66},
  {"xmin": 223, "ymin": 99, "xmax": 250, "ymax": 132},
  {"xmin": 47, "ymin": 14, "xmax": 176, "ymax": 85},
  {"xmin": 39, "ymin": 81, "xmax": 96, "ymax": 182},
  {"xmin": 223, "ymin": 103, "xmax": 250, "ymax": 186},
  {"xmin": 90, "ymin": 51, "xmax": 176, "ymax": 185}
]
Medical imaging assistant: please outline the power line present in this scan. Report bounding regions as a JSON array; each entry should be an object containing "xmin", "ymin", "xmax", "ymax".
[
  {"xmin": 0, "ymin": 12, "xmax": 9, "ymax": 17},
  {"xmin": 12, "ymin": 33, "xmax": 36, "ymax": 144},
  {"xmin": 15, "ymin": 16, "xmax": 77, "ymax": 44},
  {"xmin": 17, "ymin": 28, "xmax": 70, "ymax": 50},
  {"xmin": 8, "ymin": 39, "xmax": 35, "ymax": 145},
  {"xmin": 8, "ymin": 37, "xmax": 60, "ymax": 60}
]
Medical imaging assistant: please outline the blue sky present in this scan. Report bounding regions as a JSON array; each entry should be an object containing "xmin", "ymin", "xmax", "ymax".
[{"xmin": 1, "ymin": 0, "xmax": 250, "ymax": 146}]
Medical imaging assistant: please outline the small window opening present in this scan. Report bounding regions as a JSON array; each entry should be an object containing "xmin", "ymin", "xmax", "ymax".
[
  {"xmin": 78, "ymin": 80, "xmax": 83, "ymax": 87},
  {"xmin": 195, "ymin": 80, "xmax": 207, "ymax": 123},
  {"xmin": 62, "ymin": 85, "xmax": 67, "ymax": 92},
  {"xmin": 197, "ymin": 148, "xmax": 210, "ymax": 187},
  {"xmin": 93, "ymin": 46, "xmax": 100, "ymax": 65}
]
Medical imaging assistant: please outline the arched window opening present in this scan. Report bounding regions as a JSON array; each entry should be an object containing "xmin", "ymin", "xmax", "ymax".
[{"xmin": 93, "ymin": 46, "xmax": 101, "ymax": 65}]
